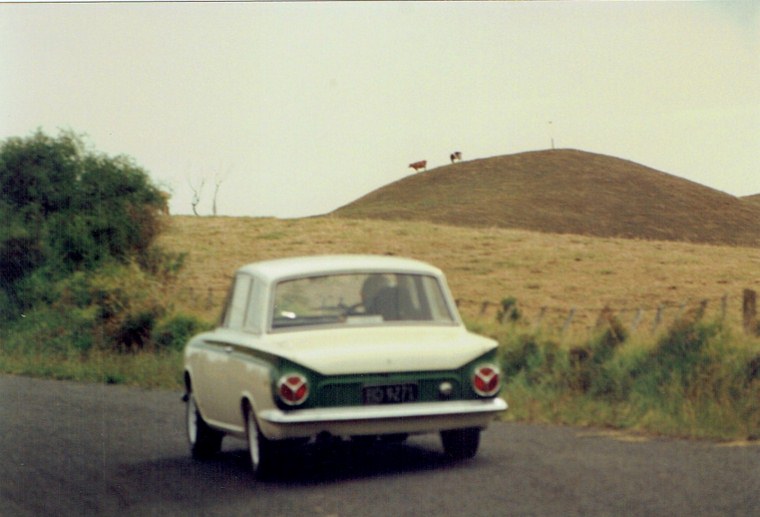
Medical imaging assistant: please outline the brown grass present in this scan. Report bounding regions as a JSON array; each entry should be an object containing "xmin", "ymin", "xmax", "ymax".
[
  {"xmin": 158, "ymin": 215, "xmax": 760, "ymax": 335},
  {"xmin": 333, "ymin": 149, "xmax": 760, "ymax": 248}
]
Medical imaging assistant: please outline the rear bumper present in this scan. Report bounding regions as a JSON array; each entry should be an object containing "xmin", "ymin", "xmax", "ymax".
[{"xmin": 258, "ymin": 398, "xmax": 508, "ymax": 440}]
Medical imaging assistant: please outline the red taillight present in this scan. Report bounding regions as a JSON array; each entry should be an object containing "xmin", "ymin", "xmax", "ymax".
[
  {"xmin": 472, "ymin": 365, "xmax": 500, "ymax": 397},
  {"xmin": 278, "ymin": 374, "xmax": 309, "ymax": 406}
]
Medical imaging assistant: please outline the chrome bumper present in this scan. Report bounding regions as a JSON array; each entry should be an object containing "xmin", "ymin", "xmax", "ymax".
[{"xmin": 257, "ymin": 398, "xmax": 507, "ymax": 439}]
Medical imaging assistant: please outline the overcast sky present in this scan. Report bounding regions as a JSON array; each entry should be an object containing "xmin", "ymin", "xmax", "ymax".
[{"xmin": 2, "ymin": 1, "xmax": 758, "ymax": 218}]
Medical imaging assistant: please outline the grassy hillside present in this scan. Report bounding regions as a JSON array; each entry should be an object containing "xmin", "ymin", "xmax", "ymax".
[
  {"xmin": 743, "ymin": 193, "xmax": 760, "ymax": 207},
  {"xmin": 333, "ymin": 149, "xmax": 760, "ymax": 247},
  {"xmin": 158, "ymin": 216, "xmax": 760, "ymax": 333},
  {"xmin": 154, "ymin": 215, "xmax": 760, "ymax": 440}
]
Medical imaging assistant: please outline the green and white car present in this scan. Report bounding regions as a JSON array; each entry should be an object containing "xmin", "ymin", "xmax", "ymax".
[{"xmin": 183, "ymin": 255, "xmax": 507, "ymax": 476}]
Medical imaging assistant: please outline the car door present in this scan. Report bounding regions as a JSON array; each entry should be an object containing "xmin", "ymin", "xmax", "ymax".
[{"xmin": 197, "ymin": 273, "xmax": 253, "ymax": 427}]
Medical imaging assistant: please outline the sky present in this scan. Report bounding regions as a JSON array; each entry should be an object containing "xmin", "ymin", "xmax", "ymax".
[{"xmin": 1, "ymin": 1, "xmax": 758, "ymax": 218}]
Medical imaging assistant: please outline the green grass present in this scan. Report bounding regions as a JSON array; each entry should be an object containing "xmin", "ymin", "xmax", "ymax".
[
  {"xmin": 0, "ymin": 345, "xmax": 183, "ymax": 389},
  {"xmin": 2, "ymin": 305, "xmax": 757, "ymax": 441},
  {"xmin": 487, "ymin": 317, "xmax": 760, "ymax": 441},
  {"xmin": 0, "ymin": 305, "xmax": 184, "ymax": 389}
]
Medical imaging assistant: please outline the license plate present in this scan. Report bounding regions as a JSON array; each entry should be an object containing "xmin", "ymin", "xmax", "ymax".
[{"xmin": 362, "ymin": 383, "xmax": 418, "ymax": 405}]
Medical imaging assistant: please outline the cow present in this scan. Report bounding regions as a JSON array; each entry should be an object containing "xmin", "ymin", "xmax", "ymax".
[
  {"xmin": 450, "ymin": 151, "xmax": 462, "ymax": 163},
  {"xmin": 409, "ymin": 160, "xmax": 427, "ymax": 172}
]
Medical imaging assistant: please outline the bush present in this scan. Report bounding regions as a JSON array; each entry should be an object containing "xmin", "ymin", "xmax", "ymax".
[
  {"xmin": 0, "ymin": 130, "xmax": 168, "ymax": 316},
  {"xmin": 495, "ymin": 314, "xmax": 760, "ymax": 439},
  {"xmin": 496, "ymin": 296, "xmax": 521, "ymax": 323},
  {"xmin": 642, "ymin": 318, "xmax": 716, "ymax": 387},
  {"xmin": 499, "ymin": 332, "xmax": 562, "ymax": 386},
  {"xmin": 154, "ymin": 314, "xmax": 212, "ymax": 352}
]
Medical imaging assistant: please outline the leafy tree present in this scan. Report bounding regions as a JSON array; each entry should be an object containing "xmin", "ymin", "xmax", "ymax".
[{"xmin": 0, "ymin": 130, "xmax": 167, "ymax": 318}]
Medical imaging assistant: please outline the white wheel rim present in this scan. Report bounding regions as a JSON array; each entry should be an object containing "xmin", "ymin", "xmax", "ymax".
[{"xmin": 247, "ymin": 410, "xmax": 260, "ymax": 470}]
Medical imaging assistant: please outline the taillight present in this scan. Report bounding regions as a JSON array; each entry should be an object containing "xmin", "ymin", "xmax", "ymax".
[
  {"xmin": 472, "ymin": 365, "xmax": 500, "ymax": 397},
  {"xmin": 278, "ymin": 374, "xmax": 309, "ymax": 406}
]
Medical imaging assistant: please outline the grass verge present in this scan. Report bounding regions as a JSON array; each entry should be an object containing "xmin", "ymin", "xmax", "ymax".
[
  {"xmin": 2, "ymin": 311, "xmax": 757, "ymax": 441},
  {"xmin": 485, "ymin": 317, "xmax": 760, "ymax": 441}
]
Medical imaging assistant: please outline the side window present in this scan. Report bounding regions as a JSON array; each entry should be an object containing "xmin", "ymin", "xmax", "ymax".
[{"xmin": 224, "ymin": 274, "xmax": 252, "ymax": 330}]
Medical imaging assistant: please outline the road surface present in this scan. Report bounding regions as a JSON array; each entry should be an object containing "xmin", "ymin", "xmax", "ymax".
[{"xmin": 1, "ymin": 374, "xmax": 757, "ymax": 516}]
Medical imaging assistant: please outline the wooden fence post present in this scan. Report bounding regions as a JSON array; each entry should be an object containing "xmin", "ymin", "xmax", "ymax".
[
  {"xmin": 696, "ymin": 299, "xmax": 708, "ymax": 321},
  {"xmin": 651, "ymin": 304, "xmax": 663, "ymax": 333},
  {"xmin": 721, "ymin": 295, "xmax": 728, "ymax": 322},
  {"xmin": 743, "ymin": 289, "xmax": 757, "ymax": 335},
  {"xmin": 561, "ymin": 308, "xmax": 576, "ymax": 336},
  {"xmin": 631, "ymin": 308, "xmax": 643, "ymax": 332},
  {"xmin": 534, "ymin": 306, "xmax": 547, "ymax": 332},
  {"xmin": 206, "ymin": 288, "xmax": 214, "ymax": 310}
]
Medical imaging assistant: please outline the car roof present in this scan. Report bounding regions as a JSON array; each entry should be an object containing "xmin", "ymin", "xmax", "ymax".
[{"xmin": 236, "ymin": 254, "xmax": 444, "ymax": 282}]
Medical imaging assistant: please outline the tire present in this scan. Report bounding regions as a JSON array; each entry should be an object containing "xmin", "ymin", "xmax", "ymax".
[
  {"xmin": 244, "ymin": 402, "xmax": 274, "ymax": 478},
  {"xmin": 186, "ymin": 392, "xmax": 223, "ymax": 460},
  {"xmin": 440, "ymin": 427, "xmax": 481, "ymax": 459}
]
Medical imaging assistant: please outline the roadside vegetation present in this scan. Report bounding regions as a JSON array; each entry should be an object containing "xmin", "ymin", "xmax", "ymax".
[
  {"xmin": 1, "ymin": 135, "xmax": 757, "ymax": 440},
  {"xmin": 0, "ymin": 130, "xmax": 205, "ymax": 389},
  {"xmin": 476, "ymin": 316, "xmax": 760, "ymax": 441}
]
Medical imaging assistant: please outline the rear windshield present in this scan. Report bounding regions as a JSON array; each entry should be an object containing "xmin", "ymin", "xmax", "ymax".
[{"xmin": 271, "ymin": 273, "xmax": 455, "ymax": 331}]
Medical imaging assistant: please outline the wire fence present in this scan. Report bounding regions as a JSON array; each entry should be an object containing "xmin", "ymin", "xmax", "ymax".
[
  {"xmin": 456, "ymin": 289, "xmax": 759, "ymax": 339},
  {"xmin": 170, "ymin": 285, "xmax": 760, "ymax": 340}
]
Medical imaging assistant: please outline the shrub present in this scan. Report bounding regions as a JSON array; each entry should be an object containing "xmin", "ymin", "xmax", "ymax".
[
  {"xmin": 499, "ymin": 332, "xmax": 562, "ymax": 386},
  {"xmin": 496, "ymin": 296, "xmax": 521, "ymax": 323},
  {"xmin": 643, "ymin": 318, "xmax": 716, "ymax": 387},
  {"xmin": 0, "ymin": 130, "xmax": 168, "ymax": 316},
  {"xmin": 154, "ymin": 314, "xmax": 212, "ymax": 352}
]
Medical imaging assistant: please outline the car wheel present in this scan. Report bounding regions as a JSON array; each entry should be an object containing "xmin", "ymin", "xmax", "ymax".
[
  {"xmin": 440, "ymin": 427, "xmax": 480, "ymax": 459},
  {"xmin": 186, "ymin": 392, "xmax": 223, "ymax": 460},
  {"xmin": 244, "ymin": 402, "xmax": 273, "ymax": 477}
]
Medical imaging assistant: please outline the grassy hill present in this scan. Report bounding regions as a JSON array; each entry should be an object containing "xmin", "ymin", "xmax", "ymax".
[
  {"xmin": 158, "ymin": 216, "xmax": 760, "ymax": 334},
  {"xmin": 743, "ymin": 193, "xmax": 760, "ymax": 207},
  {"xmin": 333, "ymin": 149, "xmax": 760, "ymax": 247}
]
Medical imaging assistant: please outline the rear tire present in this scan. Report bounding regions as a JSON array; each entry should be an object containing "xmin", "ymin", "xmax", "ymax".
[
  {"xmin": 187, "ymin": 392, "xmax": 223, "ymax": 460},
  {"xmin": 440, "ymin": 427, "xmax": 480, "ymax": 459},
  {"xmin": 244, "ymin": 403, "xmax": 274, "ymax": 478}
]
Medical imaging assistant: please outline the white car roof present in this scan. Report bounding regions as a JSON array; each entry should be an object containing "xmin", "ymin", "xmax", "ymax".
[{"xmin": 236, "ymin": 254, "xmax": 444, "ymax": 282}]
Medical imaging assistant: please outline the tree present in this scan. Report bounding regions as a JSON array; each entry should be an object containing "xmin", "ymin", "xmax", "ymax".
[
  {"xmin": 211, "ymin": 167, "xmax": 230, "ymax": 217},
  {"xmin": 0, "ymin": 129, "xmax": 167, "ymax": 317},
  {"xmin": 188, "ymin": 177, "xmax": 205, "ymax": 216}
]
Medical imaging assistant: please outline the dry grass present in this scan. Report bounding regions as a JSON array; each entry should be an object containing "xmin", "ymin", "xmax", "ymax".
[{"xmin": 158, "ymin": 215, "xmax": 760, "ymax": 337}]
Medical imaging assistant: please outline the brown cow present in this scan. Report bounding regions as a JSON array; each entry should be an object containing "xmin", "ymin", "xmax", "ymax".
[
  {"xmin": 450, "ymin": 151, "xmax": 462, "ymax": 163},
  {"xmin": 409, "ymin": 160, "xmax": 427, "ymax": 172}
]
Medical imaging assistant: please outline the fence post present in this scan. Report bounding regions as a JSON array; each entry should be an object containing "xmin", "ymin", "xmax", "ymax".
[
  {"xmin": 676, "ymin": 302, "xmax": 687, "ymax": 322},
  {"xmin": 743, "ymin": 289, "xmax": 757, "ymax": 335},
  {"xmin": 651, "ymin": 304, "xmax": 663, "ymax": 333},
  {"xmin": 721, "ymin": 295, "xmax": 728, "ymax": 322},
  {"xmin": 534, "ymin": 306, "xmax": 547, "ymax": 332},
  {"xmin": 561, "ymin": 307, "xmax": 576, "ymax": 336},
  {"xmin": 696, "ymin": 299, "xmax": 708, "ymax": 321},
  {"xmin": 631, "ymin": 308, "xmax": 643, "ymax": 332}
]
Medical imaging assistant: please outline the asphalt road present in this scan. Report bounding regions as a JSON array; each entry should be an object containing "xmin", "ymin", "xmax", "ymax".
[{"xmin": 1, "ymin": 374, "xmax": 757, "ymax": 516}]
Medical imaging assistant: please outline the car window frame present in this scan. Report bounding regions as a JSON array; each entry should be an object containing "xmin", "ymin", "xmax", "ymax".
[{"xmin": 222, "ymin": 273, "xmax": 253, "ymax": 331}]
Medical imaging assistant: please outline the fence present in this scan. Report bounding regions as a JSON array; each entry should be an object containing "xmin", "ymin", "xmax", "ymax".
[
  {"xmin": 171, "ymin": 285, "xmax": 760, "ymax": 339},
  {"xmin": 456, "ymin": 289, "xmax": 760, "ymax": 339}
]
